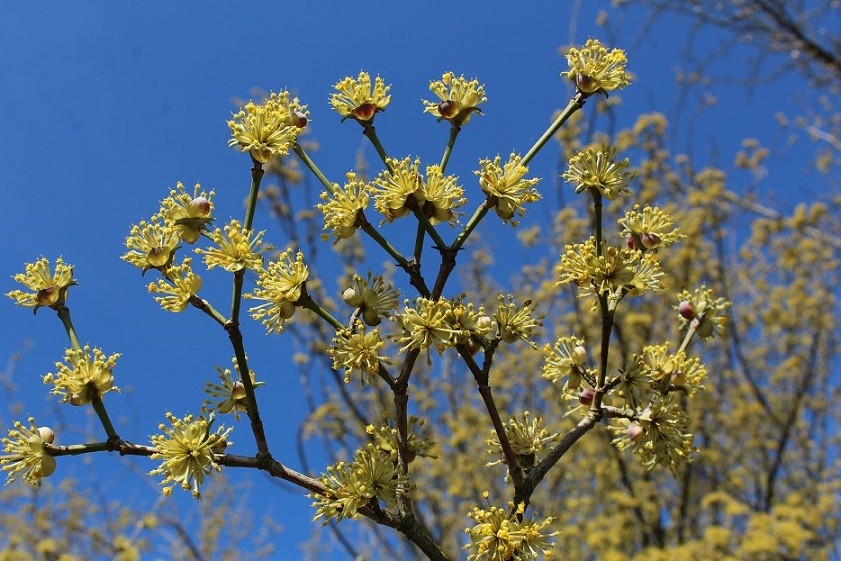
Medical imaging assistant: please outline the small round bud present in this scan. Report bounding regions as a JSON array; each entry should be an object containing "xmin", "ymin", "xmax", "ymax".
[
  {"xmin": 641, "ymin": 232, "xmax": 661, "ymax": 249},
  {"xmin": 250, "ymin": 148, "xmax": 273, "ymax": 164},
  {"xmin": 36, "ymin": 427, "xmax": 55, "ymax": 445},
  {"xmin": 437, "ymin": 100, "xmax": 458, "ymax": 119},
  {"xmin": 678, "ymin": 301, "xmax": 695, "ymax": 320},
  {"xmin": 572, "ymin": 345, "xmax": 586, "ymax": 365},
  {"xmin": 278, "ymin": 299, "xmax": 296, "ymax": 320},
  {"xmin": 231, "ymin": 381, "xmax": 246, "ymax": 401},
  {"xmin": 627, "ymin": 422, "xmax": 645, "ymax": 442},
  {"xmin": 578, "ymin": 387, "xmax": 595, "ymax": 405},
  {"xmin": 342, "ymin": 287, "xmax": 362, "ymax": 307},
  {"xmin": 352, "ymin": 103, "xmax": 378, "ymax": 122},
  {"xmin": 291, "ymin": 110, "xmax": 308, "ymax": 128},
  {"xmin": 626, "ymin": 234, "xmax": 637, "ymax": 250},
  {"xmin": 40, "ymin": 454, "xmax": 57, "ymax": 478},
  {"xmin": 362, "ymin": 307, "xmax": 382, "ymax": 326},
  {"xmin": 190, "ymin": 196, "xmax": 212, "ymax": 217},
  {"xmin": 36, "ymin": 286, "xmax": 58, "ymax": 307}
]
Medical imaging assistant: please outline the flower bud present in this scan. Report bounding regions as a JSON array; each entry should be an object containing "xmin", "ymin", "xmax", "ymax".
[
  {"xmin": 342, "ymin": 287, "xmax": 362, "ymax": 307},
  {"xmin": 437, "ymin": 100, "xmax": 458, "ymax": 119},
  {"xmin": 626, "ymin": 234, "xmax": 637, "ymax": 250},
  {"xmin": 627, "ymin": 422, "xmax": 645, "ymax": 442},
  {"xmin": 572, "ymin": 345, "xmax": 586, "ymax": 365},
  {"xmin": 40, "ymin": 454, "xmax": 57, "ymax": 478},
  {"xmin": 352, "ymin": 103, "xmax": 378, "ymax": 122},
  {"xmin": 190, "ymin": 196, "xmax": 212, "ymax": 217},
  {"xmin": 362, "ymin": 307, "xmax": 382, "ymax": 326},
  {"xmin": 231, "ymin": 381, "xmax": 246, "ymax": 401},
  {"xmin": 290, "ymin": 110, "xmax": 308, "ymax": 128},
  {"xmin": 36, "ymin": 427, "xmax": 55, "ymax": 444},
  {"xmin": 678, "ymin": 301, "xmax": 695, "ymax": 320},
  {"xmin": 578, "ymin": 387, "xmax": 595, "ymax": 405},
  {"xmin": 641, "ymin": 232, "xmax": 661, "ymax": 249}
]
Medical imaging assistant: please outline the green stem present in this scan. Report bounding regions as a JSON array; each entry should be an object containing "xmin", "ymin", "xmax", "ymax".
[
  {"xmin": 359, "ymin": 219, "xmax": 411, "ymax": 268},
  {"xmin": 294, "ymin": 143, "xmax": 337, "ymax": 195},
  {"xmin": 413, "ymin": 209, "xmax": 447, "ymax": 252},
  {"xmin": 300, "ymin": 296, "xmax": 344, "ymax": 331},
  {"xmin": 188, "ymin": 295, "xmax": 227, "ymax": 327},
  {"xmin": 90, "ymin": 393, "xmax": 118, "ymax": 439},
  {"xmin": 362, "ymin": 123, "xmax": 392, "ymax": 170},
  {"xmin": 452, "ymin": 200, "xmax": 491, "ymax": 252},
  {"xmin": 521, "ymin": 93, "xmax": 585, "ymax": 166},
  {"xmin": 244, "ymin": 158, "xmax": 266, "ymax": 231},
  {"xmin": 677, "ymin": 317, "xmax": 700, "ymax": 354},
  {"xmin": 55, "ymin": 306, "xmax": 80, "ymax": 351},
  {"xmin": 413, "ymin": 223, "xmax": 425, "ymax": 263},
  {"xmin": 440, "ymin": 125, "xmax": 460, "ymax": 172},
  {"xmin": 591, "ymin": 189, "xmax": 604, "ymax": 258}
]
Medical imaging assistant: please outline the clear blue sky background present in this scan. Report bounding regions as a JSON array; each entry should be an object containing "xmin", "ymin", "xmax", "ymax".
[{"xmin": 0, "ymin": 2, "xmax": 825, "ymax": 559}]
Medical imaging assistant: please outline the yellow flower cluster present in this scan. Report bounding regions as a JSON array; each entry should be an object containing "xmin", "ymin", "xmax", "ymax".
[
  {"xmin": 542, "ymin": 336, "xmax": 588, "ymax": 390},
  {"xmin": 365, "ymin": 416, "xmax": 437, "ymax": 463},
  {"xmin": 196, "ymin": 219, "xmax": 268, "ymax": 273},
  {"xmin": 329, "ymin": 71, "xmax": 391, "ymax": 122},
  {"xmin": 676, "ymin": 286, "xmax": 731, "ymax": 338},
  {"xmin": 149, "ymin": 413, "xmax": 232, "ymax": 499},
  {"xmin": 329, "ymin": 323, "xmax": 389, "ymax": 384},
  {"xmin": 122, "ymin": 219, "xmax": 180, "ymax": 272},
  {"xmin": 311, "ymin": 443, "xmax": 408, "ymax": 523},
  {"xmin": 493, "ymin": 295, "xmax": 544, "ymax": 345},
  {"xmin": 372, "ymin": 157, "xmax": 466, "ymax": 224},
  {"xmin": 146, "ymin": 258, "xmax": 202, "ymax": 313},
  {"xmin": 246, "ymin": 249, "xmax": 309, "ymax": 334},
  {"xmin": 618, "ymin": 204, "xmax": 684, "ymax": 249},
  {"xmin": 6, "ymin": 257, "xmax": 76, "ymax": 312},
  {"xmin": 201, "ymin": 361, "xmax": 264, "ymax": 420},
  {"xmin": 422, "ymin": 72, "xmax": 487, "ymax": 126},
  {"xmin": 395, "ymin": 297, "xmax": 491, "ymax": 357},
  {"xmin": 562, "ymin": 38, "xmax": 631, "ymax": 96},
  {"xmin": 487, "ymin": 411, "xmax": 559, "ymax": 469},
  {"xmin": 563, "ymin": 143, "xmax": 635, "ymax": 200},
  {"xmin": 464, "ymin": 501, "xmax": 557, "ymax": 561},
  {"xmin": 0, "ymin": 419, "xmax": 56, "ymax": 487},
  {"xmin": 227, "ymin": 91, "xmax": 308, "ymax": 163},
  {"xmin": 158, "ymin": 181, "xmax": 215, "ymax": 244},
  {"xmin": 341, "ymin": 273, "xmax": 400, "ymax": 326},
  {"xmin": 475, "ymin": 153, "xmax": 541, "ymax": 226},
  {"xmin": 316, "ymin": 172, "xmax": 371, "ymax": 243},
  {"xmin": 43, "ymin": 345, "xmax": 120, "ymax": 406}
]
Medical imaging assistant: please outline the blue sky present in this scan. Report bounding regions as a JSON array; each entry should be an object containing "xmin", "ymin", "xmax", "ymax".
[{"xmin": 0, "ymin": 2, "xmax": 826, "ymax": 559}]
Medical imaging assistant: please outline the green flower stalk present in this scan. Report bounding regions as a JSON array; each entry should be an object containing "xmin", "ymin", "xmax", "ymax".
[
  {"xmin": 422, "ymin": 72, "xmax": 487, "ymax": 126},
  {"xmin": 149, "ymin": 413, "xmax": 232, "ymax": 499},
  {"xmin": 43, "ymin": 345, "xmax": 120, "ymax": 406},
  {"xmin": 228, "ymin": 91, "xmax": 308, "ymax": 163},
  {"xmin": 196, "ymin": 219, "xmax": 268, "ymax": 273},
  {"xmin": 147, "ymin": 258, "xmax": 202, "ymax": 313},
  {"xmin": 563, "ymin": 143, "xmax": 635, "ymax": 200},
  {"xmin": 475, "ymin": 153, "xmax": 541, "ymax": 226},
  {"xmin": 316, "ymin": 171, "xmax": 372, "ymax": 243},
  {"xmin": 245, "ymin": 249, "xmax": 309, "ymax": 334},
  {"xmin": 6, "ymin": 257, "xmax": 77, "ymax": 312},
  {"xmin": 0, "ymin": 419, "xmax": 56, "ymax": 487},
  {"xmin": 561, "ymin": 38, "xmax": 631, "ymax": 97},
  {"xmin": 158, "ymin": 181, "xmax": 215, "ymax": 244},
  {"xmin": 330, "ymin": 71, "xmax": 392, "ymax": 123}
]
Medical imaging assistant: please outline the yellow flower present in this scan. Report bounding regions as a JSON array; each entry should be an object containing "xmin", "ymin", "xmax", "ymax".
[
  {"xmin": 227, "ymin": 91, "xmax": 308, "ymax": 163},
  {"xmin": 149, "ymin": 413, "xmax": 232, "ymax": 499},
  {"xmin": 330, "ymin": 71, "xmax": 391, "ymax": 122},
  {"xmin": 562, "ymin": 38, "xmax": 631, "ymax": 96},
  {"xmin": 367, "ymin": 416, "xmax": 436, "ymax": 462},
  {"xmin": 372, "ymin": 156, "xmax": 423, "ymax": 222},
  {"xmin": 563, "ymin": 144, "xmax": 635, "ymax": 200},
  {"xmin": 422, "ymin": 72, "xmax": 487, "ymax": 125},
  {"xmin": 329, "ymin": 322, "xmax": 389, "ymax": 384},
  {"xmin": 6, "ymin": 257, "xmax": 76, "ymax": 312},
  {"xmin": 341, "ymin": 272, "xmax": 400, "ymax": 326},
  {"xmin": 487, "ymin": 412, "xmax": 559, "ymax": 469},
  {"xmin": 542, "ymin": 336, "xmax": 587, "ymax": 390},
  {"xmin": 201, "ymin": 361, "xmax": 263, "ymax": 420},
  {"xmin": 245, "ymin": 249, "xmax": 309, "ymax": 334},
  {"xmin": 417, "ymin": 164, "xmax": 466, "ymax": 224},
  {"xmin": 122, "ymin": 219, "xmax": 181, "ymax": 273},
  {"xmin": 475, "ymin": 153, "xmax": 541, "ymax": 226},
  {"xmin": 316, "ymin": 172, "xmax": 371, "ymax": 243},
  {"xmin": 43, "ymin": 345, "xmax": 120, "ymax": 406},
  {"xmin": 146, "ymin": 258, "xmax": 202, "ymax": 312},
  {"xmin": 494, "ymin": 295, "xmax": 544, "ymax": 345},
  {"xmin": 618, "ymin": 204, "xmax": 683, "ymax": 249},
  {"xmin": 395, "ymin": 297, "xmax": 459, "ymax": 355},
  {"xmin": 195, "ymin": 219, "xmax": 268, "ymax": 273},
  {"xmin": 159, "ymin": 182, "xmax": 215, "ymax": 244},
  {"xmin": 464, "ymin": 503, "xmax": 557, "ymax": 561},
  {"xmin": 676, "ymin": 286, "xmax": 730, "ymax": 338},
  {"xmin": 611, "ymin": 395, "xmax": 693, "ymax": 474},
  {"xmin": 311, "ymin": 443, "xmax": 408, "ymax": 523},
  {"xmin": 0, "ymin": 419, "xmax": 56, "ymax": 487}
]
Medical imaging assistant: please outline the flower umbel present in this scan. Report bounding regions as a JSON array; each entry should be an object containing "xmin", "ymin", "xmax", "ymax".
[
  {"xmin": 475, "ymin": 153, "xmax": 541, "ymax": 226},
  {"xmin": 43, "ymin": 345, "xmax": 120, "ymax": 406},
  {"xmin": 619, "ymin": 205, "xmax": 683, "ymax": 249},
  {"xmin": 341, "ymin": 272, "xmax": 400, "ymax": 326},
  {"xmin": 330, "ymin": 72, "xmax": 392, "ymax": 123},
  {"xmin": 158, "ymin": 182, "xmax": 215, "ymax": 244},
  {"xmin": 311, "ymin": 444, "xmax": 408, "ymax": 523},
  {"xmin": 564, "ymin": 144, "xmax": 635, "ymax": 200},
  {"xmin": 196, "ymin": 219, "xmax": 268, "ymax": 273},
  {"xmin": 366, "ymin": 416, "xmax": 437, "ymax": 463},
  {"xmin": 562, "ymin": 38, "xmax": 631, "ymax": 96},
  {"xmin": 122, "ymin": 219, "xmax": 181, "ymax": 273},
  {"xmin": 542, "ymin": 336, "xmax": 588, "ymax": 390},
  {"xmin": 611, "ymin": 395, "xmax": 693, "ymax": 474},
  {"xmin": 149, "ymin": 413, "xmax": 232, "ymax": 499},
  {"xmin": 676, "ymin": 286, "xmax": 730, "ymax": 338},
  {"xmin": 494, "ymin": 295, "xmax": 544, "ymax": 346},
  {"xmin": 202, "ymin": 361, "xmax": 264, "ymax": 420},
  {"xmin": 227, "ymin": 91, "xmax": 308, "ymax": 163},
  {"xmin": 464, "ymin": 502, "xmax": 557, "ymax": 561},
  {"xmin": 372, "ymin": 156, "xmax": 423, "ymax": 222},
  {"xmin": 317, "ymin": 172, "xmax": 371, "ymax": 243},
  {"xmin": 330, "ymin": 322, "xmax": 389, "ymax": 384},
  {"xmin": 487, "ymin": 411, "xmax": 559, "ymax": 469},
  {"xmin": 147, "ymin": 258, "xmax": 202, "ymax": 313},
  {"xmin": 246, "ymin": 249, "xmax": 309, "ymax": 334},
  {"xmin": 6, "ymin": 257, "xmax": 76, "ymax": 312},
  {"xmin": 0, "ymin": 419, "xmax": 56, "ymax": 487},
  {"xmin": 422, "ymin": 72, "xmax": 487, "ymax": 126},
  {"xmin": 394, "ymin": 297, "xmax": 459, "ymax": 356}
]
